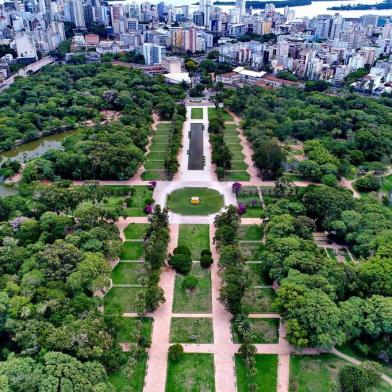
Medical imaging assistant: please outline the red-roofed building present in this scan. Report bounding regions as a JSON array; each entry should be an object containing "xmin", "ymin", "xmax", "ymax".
[
  {"xmin": 256, "ymin": 74, "xmax": 303, "ymax": 89},
  {"xmin": 85, "ymin": 34, "xmax": 100, "ymax": 47}
]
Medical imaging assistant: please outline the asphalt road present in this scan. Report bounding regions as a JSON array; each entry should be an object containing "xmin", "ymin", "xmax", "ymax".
[{"xmin": 0, "ymin": 57, "xmax": 55, "ymax": 92}]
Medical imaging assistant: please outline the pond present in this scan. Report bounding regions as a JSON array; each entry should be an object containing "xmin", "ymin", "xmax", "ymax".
[
  {"xmin": 0, "ymin": 129, "xmax": 77, "ymax": 163},
  {"xmin": 0, "ymin": 129, "xmax": 77, "ymax": 197},
  {"xmin": 188, "ymin": 123, "xmax": 204, "ymax": 170}
]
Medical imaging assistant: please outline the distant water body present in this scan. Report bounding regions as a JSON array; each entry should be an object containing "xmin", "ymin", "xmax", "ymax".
[{"xmin": 115, "ymin": 0, "xmax": 392, "ymax": 18}]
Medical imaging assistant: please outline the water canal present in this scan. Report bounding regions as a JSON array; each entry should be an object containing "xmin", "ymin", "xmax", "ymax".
[{"xmin": 188, "ymin": 123, "xmax": 204, "ymax": 170}]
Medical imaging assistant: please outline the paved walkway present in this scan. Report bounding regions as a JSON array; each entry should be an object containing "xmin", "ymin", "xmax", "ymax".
[
  {"xmin": 110, "ymin": 104, "xmax": 374, "ymax": 392},
  {"xmin": 144, "ymin": 224, "xmax": 178, "ymax": 392},
  {"xmin": 210, "ymin": 224, "xmax": 237, "ymax": 392},
  {"xmin": 227, "ymin": 110, "xmax": 259, "ymax": 183}
]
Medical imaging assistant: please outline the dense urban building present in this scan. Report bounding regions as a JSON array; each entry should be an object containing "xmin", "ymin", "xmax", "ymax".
[{"xmin": 0, "ymin": 0, "xmax": 392, "ymax": 85}]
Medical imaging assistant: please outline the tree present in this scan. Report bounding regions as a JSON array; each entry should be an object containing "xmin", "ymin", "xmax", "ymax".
[
  {"xmin": 185, "ymin": 59, "xmax": 198, "ymax": 72},
  {"xmin": 305, "ymin": 80, "xmax": 330, "ymax": 92},
  {"xmin": 298, "ymin": 160, "xmax": 322, "ymax": 182},
  {"xmin": 182, "ymin": 275, "xmax": 198, "ymax": 290},
  {"xmin": 168, "ymin": 344, "xmax": 184, "ymax": 362},
  {"xmin": 200, "ymin": 254, "xmax": 213, "ymax": 268},
  {"xmin": 274, "ymin": 283, "xmax": 344, "ymax": 348},
  {"xmin": 38, "ymin": 240, "xmax": 83, "ymax": 281},
  {"xmin": 338, "ymin": 364, "xmax": 369, "ymax": 392},
  {"xmin": 169, "ymin": 253, "xmax": 192, "ymax": 274},
  {"xmin": 293, "ymin": 216, "xmax": 316, "ymax": 239},
  {"xmin": 67, "ymin": 252, "xmax": 111, "ymax": 292},
  {"xmin": 253, "ymin": 142, "xmax": 285, "ymax": 180},
  {"xmin": 215, "ymin": 225, "xmax": 236, "ymax": 245},
  {"xmin": 355, "ymin": 175, "xmax": 381, "ymax": 192},
  {"xmin": 21, "ymin": 158, "xmax": 55, "ymax": 183}
]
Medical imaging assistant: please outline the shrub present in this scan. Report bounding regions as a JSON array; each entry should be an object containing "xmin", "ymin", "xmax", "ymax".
[
  {"xmin": 169, "ymin": 344, "xmax": 184, "ymax": 362},
  {"xmin": 339, "ymin": 364, "xmax": 369, "ymax": 392},
  {"xmin": 169, "ymin": 253, "xmax": 192, "ymax": 274},
  {"xmin": 321, "ymin": 174, "xmax": 338, "ymax": 187},
  {"xmin": 201, "ymin": 249, "xmax": 212, "ymax": 257},
  {"xmin": 215, "ymin": 225, "xmax": 236, "ymax": 245},
  {"xmin": 216, "ymin": 166, "xmax": 225, "ymax": 180},
  {"xmin": 361, "ymin": 361, "xmax": 382, "ymax": 386},
  {"xmin": 238, "ymin": 203, "xmax": 247, "ymax": 215},
  {"xmin": 125, "ymin": 197, "xmax": 132, "ymax": 207},
  {"xmin": 173, "ymin": 246, "xmax": 191, "ymax": 257},
  {"xmin": 144, "ymin": 198, "xmax": 154, "ymax": 205},
  {"xmin": 182, "ymin": 275, "xmax": 198, "ymax": 290},
  {"xmin": 355, "ymin": 175, "xmax": 381, "ymax": 192},
  {"xmin": 200, "ymin": 254, "xmax": 213, "ymax": 268},
  {"xmin": 144, "ymin": 204, "xmax": 153, "ymax": 214}
]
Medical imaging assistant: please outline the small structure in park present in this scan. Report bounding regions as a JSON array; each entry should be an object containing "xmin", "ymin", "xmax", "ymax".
[{"xmin": 191, "ymin": 196, "xmax": 201, "ymax": 205}]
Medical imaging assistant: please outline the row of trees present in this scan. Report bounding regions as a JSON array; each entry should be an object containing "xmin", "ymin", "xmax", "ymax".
[
  {"xmin": 214, "ymin": 207, "xmax": 259, "ymax": 391},
  {"xmin": 164, "ymin": 107, "xmax": 186, "ymax": 180},
  {"xmin": 139, "ymin": 205, "xmax": 169, "ymax": 314},
  {"xmin": 208, "ymin": 110, "xmax": 232, "ymax": 180}
]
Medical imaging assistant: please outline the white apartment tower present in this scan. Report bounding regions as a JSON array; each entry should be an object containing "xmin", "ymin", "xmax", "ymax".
[{"xmin": 236, "ymin": 0, "xmax": 246, "ymax": 16}]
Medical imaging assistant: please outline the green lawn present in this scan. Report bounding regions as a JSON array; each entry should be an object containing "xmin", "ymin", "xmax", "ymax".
[
  {"xmin": 191, "ymin": 108, "xmax": 203, "ymax": 119},
  {"xmin": 228, "ymin": 144, "xmax": 243, "ymax": 152},
  {"xmin": 120, "ymin": 241, "xmax": 144, "ymax": 260},
  {"xmin": 380, "ymin": 174, "xmax": 392, "ymax": 193},
  {"xmin": 108, "ymin": 352, "xmax": 147, "ymax": 392},
  {"xmin": 166, "ymin": 353, "xmax": 215, "ymax": 392},
  {"xmin": 224, "ymin": 171, "xmax": 250, "ymax": 181},
  {"xmin": 243, "ymin": 288, "xmax": 276, "ymax": 313},
  {"xmin": 124, "ymin": 223, "xmax": 149, "ymax": 240},
  {"xmin": 115, "ymin": 317, "xmax": 153, "ymax": 343},
  {"xmin": 167, "ymin": 187, "xmax": 224, "ymax": 215},
  {"xmin": 238, "ymin": 224, "xmax": 263, "ymax": 241},
  {"xmin": 141, "ymin": 121, "xmax": 172, "ymax": 180},
  {"xmin": 172, "ymin": 263, "xmax": 212, "ymax": 313},
  {"xmin": 325, "ymin": 247, "xmax": 337, "ymax": 262},
  {"xmin": 141, "ymin": 171, "xmax": 167, "ymax": 181},
  {"xmin": 178, "ymin": 224, "xmax": 210, "ymax": 260},
  {"xmin": 144, "ymin": 160, "xmax": 166, "ymax": 170},
  {"xmin": 237, "ymin": 187, "xmax": 263, "ymax": 218},
  {"xmin": 149, "ymin": 142, "xmax": 168, "ymax": 152},
  {"xmin": 240, "ymin": 242, "xmax": 264, "ymax": 261},
  {"xmin": 124, "ymin": 185, "xmax": 154, "ymax": 217},
  {"xmin": 112, "ymin": 262, "xmax": 146, "ymax": 285},
  {"xmin": 145, "ymin": 151, "xmax": 166, "ymax": 160},
  {"xmin": 230, "ymin": 161, "xmax": 248, "ymax": 170},
  {"xmin": 170, "ymin": 317, "xmax": 213, "ymax": 343},
  {"xmin": 232, "ymin": 318, "xmax": 279, "ymax": 344},
  {"xmin": 104, "ymin": 287, "xmax": 145, "ymax": 313},
  {"xmin": 208, "ymin": 107, "xmax": 233, "ymax": 122},
  {"xmin": 246, "ymin": 263, "xmax": 271, "ymax": 286},
  {"xmin": 231, "ymin": 151, "xmax": 246, "ymax": 161},
  {"xmin": 224, "ymin": 134, "xmax": 240, "ymax": 140},
  {"xmin": 224, "ymin": 124, "xmax": 238, "ymax": 132},
  {"xmin": 290, "ymin": 354, "xmax": 391, "ymax": 392},
  {"xmin": 101, "ymin": 185, "xmax": 153, "ymax": 217},
  {"xmin": 235, "ymin": 354, "xmax": 278, "ymax": 392}
]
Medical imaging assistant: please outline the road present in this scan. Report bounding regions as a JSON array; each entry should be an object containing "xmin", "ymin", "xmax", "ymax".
[{"xmin": 0, "ymin": 57, "xmax": 55, "ymax": 92}]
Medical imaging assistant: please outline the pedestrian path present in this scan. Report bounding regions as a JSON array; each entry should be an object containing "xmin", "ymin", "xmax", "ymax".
[{"xmin": 109, "ymin": 104, "xmax": 352, "ymax": 392}]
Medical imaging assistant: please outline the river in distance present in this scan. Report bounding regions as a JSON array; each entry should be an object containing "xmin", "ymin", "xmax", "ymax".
[{"xmin": 112, "ymin": 0, "xmax": 392, "ymax": 18}]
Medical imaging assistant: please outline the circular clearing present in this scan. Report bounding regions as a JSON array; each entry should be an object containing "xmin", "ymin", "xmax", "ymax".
[{"xmin": 167, "ymin": 187, "xmax": 224, "ymax": 215}]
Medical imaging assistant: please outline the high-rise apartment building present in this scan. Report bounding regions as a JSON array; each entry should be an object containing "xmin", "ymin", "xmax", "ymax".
[{"xmin": 143, "ymin": 42, "xmax": 166, "ymax": 65}]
